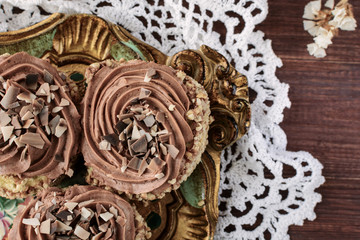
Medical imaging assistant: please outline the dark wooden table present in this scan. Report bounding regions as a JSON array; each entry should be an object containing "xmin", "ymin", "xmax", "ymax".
[{"xmin": 257, "ymin": 1, "xmax": 360, "ymax": 239}]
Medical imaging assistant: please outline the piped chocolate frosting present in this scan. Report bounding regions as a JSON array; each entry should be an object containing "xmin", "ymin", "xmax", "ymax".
[
  {"xmin": 9, "ymin": 185, "xmax": 148, "ymax": 239},
  {"xmin": 0, "ymin": 52, "xmax": 81, "ymax": 179},
  {"xmin": 82, "ymin": 60, "xmax": 210, "ymax": 198}
]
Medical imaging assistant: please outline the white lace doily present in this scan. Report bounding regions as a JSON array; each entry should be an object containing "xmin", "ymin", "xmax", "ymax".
[{"xmin": 0, "ymin": 0, "xmax": 325, "ymax": 239}]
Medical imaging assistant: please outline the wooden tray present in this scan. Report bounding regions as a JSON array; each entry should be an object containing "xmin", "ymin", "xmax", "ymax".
[{"xmin": 0, "ymin": 13, "xmax": 250, "ymax": 240}]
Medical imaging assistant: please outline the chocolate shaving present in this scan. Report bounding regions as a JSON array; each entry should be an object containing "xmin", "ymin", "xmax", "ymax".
[
  {"xmin": 19, "ymin": 132, "xmax": 45, "ymax": 149},
  {"xmin": 127, "ymin": 139, "xmax": 137, "ymax": 156},
  {"xmin": 43, "ymin": 69, "xmax": 54, "ymax": 84},
  {"xmin": 46, "ymin": 211, "xmax": 57, "ymax": 221},
  {"xmin": 99, "ymin": 212, "xmax": 114, "ymax": 222},
  {"xmin": 0, "ymin": 112, "xmax": 11, "ymax": 127},
  {"xmin": 157, "ymin": 129, "xmax": 169, "ymax": 135},
  {"xmin": 52, "ymin": 220, "xmax": 72, "ymax": 232},
  {"xmin": 159, "ymin": 143, "xmax": 168, "ymax": 156},
  {"xmin": 35, "ymin": 201, "xmax": 44, "ymax": 211},
  {"xmin": 60, "ymin": 73, "xmax": 67, "ymax": 81},
  {"xmin": 81, "ymin": 207, "xmax": 94, "ymax": 221},
  {"xmin": 127, "ymin": 156, "xmax": 142, "ymax": 170},
  {"xmin": 6, "ymin": 109, "xmax": 16, "ymax": 116},
  {"xmin": 109, "ymin": 206, "xmax": 118, "ymax": 218},
  {"xmin": 45, "ymin": 125, "xmax": 51, "ymax": 135},
  {"xmin": 59, "ymin": 98, "xmax": 70, "ymax": 107},
  {"xmin": 55, "ymin": 118, "xmax": 67, "ymax": 137},
  {"xmin": 56, "ymin": 210, "xmax": 73, "ymax": 222},
  {"xmin": 69, "ymin": 213, "xmax": 81, "ymax": 228},
  {"xmin": 49, "ymin": 115, "xmax": 61, "ymax": 133},
  {"xmin": 96, "ymin": 204, "xmax": 107, "ymax": 215},
  {"xmin": 19, "ymin": 105, "xmax": 32, "ymax": 118},
  {"xmin": 52, "ymin": 106, "xmax": 63, "ymax": 113},
  {"xmin": 98, "ymin": 222, "xmax": 110, "ymax": 233},
  {"xmin": 150, "ymin": 147, "xmax": 156, "ymax": 155},
  {"xmin": 114, "ymin": 121, "xmax": 127, "ymax": 135},
  {"xmin": 1, "ymin": 85, "xmax": 20, "ymax": 109},
  {"xmin": 50, "ymin": 85, "xmax": 59, "ymax": 91},
  {"xmin": 39, "ymin": 106, "xmax": 49, "ymax": 126},
  {"xmin": 7, "ymin": 101, "xmax": 20, "ymax": 109},
  {"xmin": 143, "ymin": 115, "xmax": 156, "ymax": 127},
  {"xmin": 22, "ymin": 218, "xmax": 40, "ymax": 226},
  {"xmin": 155, "ymin": 112, "xmax": 166, "ymax": 123},
  {"xmin": 134, "ymin": 114, "xmax": 146, "ymax": 121},
  {"xmin": 39, "ymin": 219, "xmax": 51, "ymax": 234},
  {"xmin": 99, "ymin": 139, "xmax": 111, "ymax": 151},
  {"xmin": 143, "ymin": 149, "xmax": 151, "ymax": 163},
  {"xmin": 32, "ymin": 99, "xmax": 44, "ymax": 115},
  {"xmin": 150, "ymin": 125, "xmax": 158, "ymax": 136},
  {"xmin": 131, "ymin": 124, "xmax": 141, "ymax": 140},
  {"xmin": 159, "ymin": 133, "xmax": 171, "ymax": 142},
  {"xmin": 22, "ymin": 119, "xmax": 34, "ymax": 129},
  {"xmin": 122, "ymin": 118, "xmax": 132, "ymax": 125},
  {"xmin": 131, "ymin": 135, "xmax": 147, "ymax": 153},
  {"xmin": 61, "ymin": 85, "xmax": 69, "ymax": 92},
  {"xmin": 146, "ymin": 68, "xmax": 159, "ymax": 79},
  {"xmin": 123, "ymin": 121, "xmax": 133, "ymax": 135},
  {"xmin": 139, "ymin": 88, "xmax": 151, "ymax": 99},
  {"xmin": 103, "ymin": 133, "xmax": 119, "ymax": 146},
  {"xmin": 74, "ymin": 225, "xmax": 90, "ymax": 239},
  {"xmin": 119, "ymin": 132, "xmax": 126, "ymax": 142},
  {"xmin": 118, "ymin": 113, "xmax": 134, "ymax": 121},
  {"xmin": 148, "ymin": 157, "xmax": 165, "ymax": 172},
  {"xmin": 130, "ymin": 106, "xmax": 143, "ymax": 113},
  {"xmin": 14, "ymin": 136, "xmax": 25, "ymax": 148},
  {"xmin": 25, "ymin": 74, "xmax": 38, "ymax": 90},
  {"xmin": 1, "ymin": 126, "xmax": 14, "ymax": 142},
  {"xmin": 17, "ymin": 92, "xmax": 36, "ymax": 103},
  {"xmin": 138, "ymin": 158, "xmax": 148, "ymax": 176},
  {"xmin": 21, "ymin": 111, "xmax": 34, "ymax": 121},
  {"xmin": 144, "ymin": 132, "xmax": 153, "ymax": 142},
  {"xmin": 64, "ymin": 202, "xmax": 78, "ymax": 211},
  {"xmin": 36, "ymin": 83, "xmax": 50, "ymax": 96},
  {"xmin": 165, "ymin": 144, "xmax": 180, "ymax": 159}
]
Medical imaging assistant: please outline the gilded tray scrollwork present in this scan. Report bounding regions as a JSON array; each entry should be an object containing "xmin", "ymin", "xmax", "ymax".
[{"xmin": 0, "ymin": 13, "xmax": 250, "ymax": 240}]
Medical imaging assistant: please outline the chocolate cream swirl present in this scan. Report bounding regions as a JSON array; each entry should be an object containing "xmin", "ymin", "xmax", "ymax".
[
  {"xmin": 0, "ymin": 52, "xmax": 81, "ymax": 179},
  {"xmin": 9, "ymin": 185, "xmax": 149, "ymax": 240},
  {"xmin": 82, "ymin": 60, "xmax": 210, "ymax": 198}
]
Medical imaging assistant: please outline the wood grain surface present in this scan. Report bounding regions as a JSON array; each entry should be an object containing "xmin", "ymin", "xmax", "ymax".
[{"xmin": 257, "ymin": 1, "xmax": 360, "ymax": 239}]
